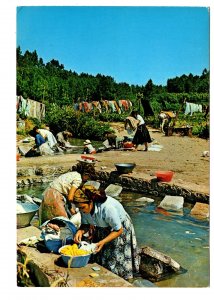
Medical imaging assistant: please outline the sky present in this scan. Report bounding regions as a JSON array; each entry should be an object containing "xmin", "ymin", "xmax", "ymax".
[{"xmin": 16, "ymin": 5, "xmax": 210, "ymax": 86}]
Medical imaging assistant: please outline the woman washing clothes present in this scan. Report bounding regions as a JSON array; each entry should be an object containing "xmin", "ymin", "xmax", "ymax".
[
  {"xmin": 40, "ymin": 162, "xmax": 97, "ymax": 225},
  {"xmin": 25, "ymin": 128, "xmax": 46, "ymax": 157},
  {"xmin": 73, "ymin": 185, "xmax": 140, "ymax": 280},
  {"xmin": 131, "ymin": 110, "xmax": 152, "ymax": 151},
  {"xmin": 40, "ymin": 171, "xmax": 82, "ymax": 224}
]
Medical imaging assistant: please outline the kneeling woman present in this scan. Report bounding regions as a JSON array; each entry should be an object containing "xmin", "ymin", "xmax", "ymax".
[{"xmin": 73, "ymin": 185, "xmax": 140, "ymax": 280}]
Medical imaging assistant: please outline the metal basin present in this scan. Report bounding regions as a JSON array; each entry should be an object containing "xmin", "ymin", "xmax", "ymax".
[
  {"xmin": 17, "ymin": 201, "xmax": 39, "ymax": 228},
  {"xmin": 115, "ymin": 163, "xmax": 136, "ymax": 174}
]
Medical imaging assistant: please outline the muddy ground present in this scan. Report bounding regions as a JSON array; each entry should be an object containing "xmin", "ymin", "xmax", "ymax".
[{"xmin": 17, "ymin": 122, "xmax": 210, "ymax": 194}]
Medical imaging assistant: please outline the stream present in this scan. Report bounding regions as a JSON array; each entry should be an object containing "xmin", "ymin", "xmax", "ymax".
[{"xmin": 17, "ymin": 184, "xmax": 209, "ymax": 288}]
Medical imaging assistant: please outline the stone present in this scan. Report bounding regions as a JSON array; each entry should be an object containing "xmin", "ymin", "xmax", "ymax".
[
  {"xmin": 17, "ymin": 168, "xmax": 36, "ymax": 177},
  {"xmin": 18, "ymin": 145, "xmax": 32, "ymax": 156},
  {"xmin": 158, "ymin": 195, "xmax": 184, "ymax": 211},
  {"xmin": 140, "ymin": 246, "xmax": 182, "ymax": 282},
  {"xmin": 105, "ymin": 184, "xmax": 123, "ymax": 197},
  {"xmin": 190, "ymin": 202, "xmax": 209, "ymax": 219}
]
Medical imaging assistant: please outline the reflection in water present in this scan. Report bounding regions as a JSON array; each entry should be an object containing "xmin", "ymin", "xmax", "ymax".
[{"xmin": 17, "ymin": 185, "xmax": 209, "ymax": 287}]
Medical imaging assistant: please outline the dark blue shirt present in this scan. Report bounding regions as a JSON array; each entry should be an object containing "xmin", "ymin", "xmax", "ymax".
[{"xmin": 35, "ymin": 133, "xmax": 45, "ymax": 147}]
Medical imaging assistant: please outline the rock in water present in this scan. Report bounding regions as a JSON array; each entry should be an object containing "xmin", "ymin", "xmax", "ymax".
[
  {"xmin": 139, "ymin": 246, "xmax": 183, "ymax": 282},
  {"xmin": 158, "ymin": 195, "xmax": 184, "ymax": 211},
  {"xmin": 105, "ymin": 184, "xmax": 123, "ymax": 197}
]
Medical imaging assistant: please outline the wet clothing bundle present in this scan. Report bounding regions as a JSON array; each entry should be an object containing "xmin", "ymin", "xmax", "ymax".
[
  {"xmin": 124, "ymin": 116, "xmax": 139, "ymax": 131},
  {"xmin": 40, "ymin": 216, "xmax": 77, "ymax": 241}
]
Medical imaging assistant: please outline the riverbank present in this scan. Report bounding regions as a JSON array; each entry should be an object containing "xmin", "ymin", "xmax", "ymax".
[{"xmin": 17, "ymin": 123, "xmax": 210, "ymax": 195}]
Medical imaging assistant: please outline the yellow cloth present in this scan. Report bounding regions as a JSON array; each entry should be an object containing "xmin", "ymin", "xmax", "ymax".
[{"xmin": 73, "ymin": 188, "xmax": 89, "ymax": 203}]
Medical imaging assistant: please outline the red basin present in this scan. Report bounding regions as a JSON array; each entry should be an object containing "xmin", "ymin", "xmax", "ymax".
[
  {"xmin": 155, "ymin": 171, "xmax": 174, "ymax": 182},
  {"xmin": 81, "ymin": 155, "xmax": 95, "ymax": 161}
]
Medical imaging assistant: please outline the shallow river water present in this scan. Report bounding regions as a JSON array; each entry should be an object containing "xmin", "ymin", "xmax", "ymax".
[{"xmin": 17, "ymin": 185, "xmax": 209, "ymax": 288}]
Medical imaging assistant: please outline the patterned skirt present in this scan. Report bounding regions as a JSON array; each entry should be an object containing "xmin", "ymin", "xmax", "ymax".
[{"xmin": 90, "ymin": 213, "xmax": 140, "ymax": 280}]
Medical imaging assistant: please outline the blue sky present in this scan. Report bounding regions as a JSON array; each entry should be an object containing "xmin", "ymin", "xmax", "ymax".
[{"xmin": 17, "ymin": 6, "xmax": 209, "ymax": 86}]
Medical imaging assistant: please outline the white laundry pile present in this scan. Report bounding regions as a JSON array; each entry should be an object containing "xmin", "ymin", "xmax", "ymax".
[
  {"xmin": 16, "ymin": 201, "xmax": 39, "ymax": 213},
  {"xmin": 79, "ymin": 241, "xmax": 97, "ymax": 254},
  {"xmin": 148, "ymin": 144, "xmax": 164, "ymax": 151}
]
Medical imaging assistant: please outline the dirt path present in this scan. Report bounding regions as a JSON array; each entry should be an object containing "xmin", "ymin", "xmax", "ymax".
[{"xmin": 17, "ymin": 123, "xmax": 210, "ymax": 194}]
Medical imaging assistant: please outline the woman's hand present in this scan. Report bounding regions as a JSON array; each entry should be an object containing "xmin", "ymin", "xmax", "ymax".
[
  {"xmin": 95, "ymin": 241, "xmax": 105, "ymax": 252},
  {"xmin": 74, "ymin": 230, "xmax": 84, "ymax": 244},
  {"xmin": 95, "ymin": 227, "xmax": 123, "ymax": 252}
]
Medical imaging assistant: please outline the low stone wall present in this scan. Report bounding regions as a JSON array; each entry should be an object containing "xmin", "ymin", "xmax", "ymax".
[{"xmin": 17, "ymin": 166, "xmax": 209, "ymax": 204}]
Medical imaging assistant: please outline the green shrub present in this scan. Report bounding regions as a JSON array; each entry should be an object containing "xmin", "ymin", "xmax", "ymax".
[{"xmin": 44, "ymin": 104, "xmax": 112, "ymax": 140}]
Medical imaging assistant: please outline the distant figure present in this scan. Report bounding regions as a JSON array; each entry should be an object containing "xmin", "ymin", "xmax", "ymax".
[
  {"xmin": 131, "ymin": 110, "xmax": 152, "ymax": 151},
  {"xmin": 56, "ymin": 131, "xmax": 73, "ymax": 148},
  {"xmin": 34, "ymin": 127, "xmax": 58, "ymax": 149},
  {"xmin": 104, "ymin": 131, "xmax": 117, "ymax": 148},
  {"xmin": 83, "ymin": 139, "xmax": 96, "ymax": 154},
  {"xmin": 25, "ymin": 127, "xmax": 54, "ymax": 157},
  {"xmin": 158, "ymin": 111, "xmax": 176, "ymax": 133}
]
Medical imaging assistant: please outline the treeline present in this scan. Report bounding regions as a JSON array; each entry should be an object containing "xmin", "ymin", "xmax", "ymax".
[{"xmin": 16, "ymin": 47, "xmax": 209, "ymax": 112}]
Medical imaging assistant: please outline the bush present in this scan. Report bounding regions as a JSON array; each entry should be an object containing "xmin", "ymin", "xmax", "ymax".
[{"xmin": 44, "ymin": 104, "xmax": 112, "ymax": 140}]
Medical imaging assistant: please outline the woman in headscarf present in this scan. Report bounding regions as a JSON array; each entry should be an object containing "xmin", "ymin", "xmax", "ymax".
[{"xmin": 73, "ymin": 185, "xmax": 140, "ymax": 280}]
